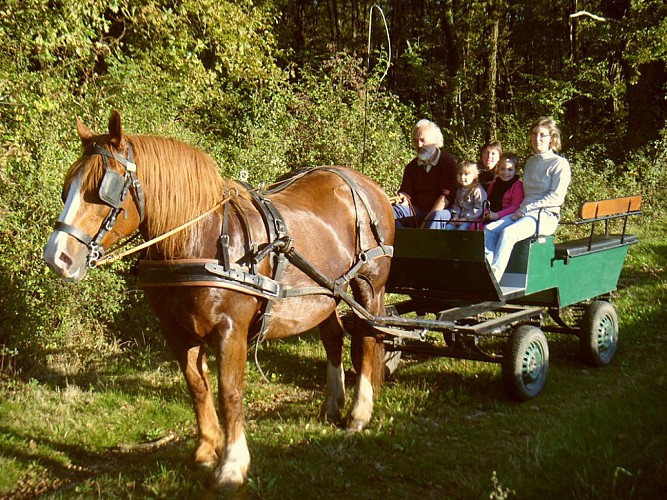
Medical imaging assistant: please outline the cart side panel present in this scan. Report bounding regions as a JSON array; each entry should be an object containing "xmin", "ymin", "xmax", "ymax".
[
  {"xmin": 518, "ymin": 236, "xmax": 630, "ymax": 307},
  {"xmin": 387, "ymin": 228, "xmax": 501, "ymax": 300},
  {"xmin": 505, "ymin": 238, "xmax": 531, "ymax": 274},
  {"xmin": 552, "ymin": 245, "xmax": 630, "ymax": 307}
]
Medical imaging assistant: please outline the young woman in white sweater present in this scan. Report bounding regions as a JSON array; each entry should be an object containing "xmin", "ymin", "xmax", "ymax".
[{"xmin": 484, "ymin": 117, "xmax": 572, "ymax": 281}]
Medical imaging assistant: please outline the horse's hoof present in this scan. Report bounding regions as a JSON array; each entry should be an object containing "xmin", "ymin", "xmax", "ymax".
[
  {"xmin": 191, "ymin": 459, "xmax": 217, "ymax": 472},
  {"xmin": 319, "ymin": 406, "xmax": 343, "ymax": 425},
  {"xmin": 191, "ymin": 447, "xmax": 219, "ymax": 471},
  {"xmin": 213, "ymin": 464, "xmax": 247, "ymax": 492},
  {"xmin": 346, "ymin": 418, "xmax": 367, "ymax": 433}
]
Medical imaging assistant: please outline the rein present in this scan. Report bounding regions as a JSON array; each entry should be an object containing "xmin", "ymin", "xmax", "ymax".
[{"xmin": 93, "ymin": 190, "xmax": 239, "ymax": 267}]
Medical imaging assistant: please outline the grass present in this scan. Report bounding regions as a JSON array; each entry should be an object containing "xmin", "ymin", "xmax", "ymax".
[{"xmin": 1, "ymin": 222, "xmax": 666, "ymax": 498}]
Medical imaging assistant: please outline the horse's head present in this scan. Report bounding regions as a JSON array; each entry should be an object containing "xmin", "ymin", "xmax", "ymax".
[{"xmin": 44, "ymin": 110, "xmax": 145, "ymax": 282}]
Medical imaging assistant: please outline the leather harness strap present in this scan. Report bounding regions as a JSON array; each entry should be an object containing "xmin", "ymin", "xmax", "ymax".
[{"xmin": 139, "ymin": 168, "xmax": 394, "ymax": 337}]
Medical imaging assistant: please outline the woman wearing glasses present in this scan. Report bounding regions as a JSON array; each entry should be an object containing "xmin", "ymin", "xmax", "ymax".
[{"xmin": 484, "ymin": 117, "xmax": 571, "ymax": 282}]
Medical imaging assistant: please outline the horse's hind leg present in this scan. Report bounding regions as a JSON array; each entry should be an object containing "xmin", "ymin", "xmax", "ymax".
[
  {"xmin": 319, "ymin": 311, "xmax": 346, "ymax": 424},
  {"xmin": 163, "ymin": 333, "xmax": 222, "ymax": 469},
  {"xmin": 348, "ymin": 282, "xmax": 386, "ymax": 432}
]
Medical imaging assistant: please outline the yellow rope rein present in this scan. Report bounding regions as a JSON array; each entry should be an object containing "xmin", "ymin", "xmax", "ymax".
[{"xmin": 94, "ymin": 190, "xmax": 238, "ymax": 267}]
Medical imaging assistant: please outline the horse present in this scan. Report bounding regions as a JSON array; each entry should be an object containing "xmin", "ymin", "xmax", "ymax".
[{"xmin": 43, "ymin": 110, "xmax": 395, "ymax": 490}]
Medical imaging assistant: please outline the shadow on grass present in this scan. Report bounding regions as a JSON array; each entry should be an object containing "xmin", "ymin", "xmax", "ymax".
[{"xmin": 0, "ymin": 422, "xmax": 204, "ymax": 498}]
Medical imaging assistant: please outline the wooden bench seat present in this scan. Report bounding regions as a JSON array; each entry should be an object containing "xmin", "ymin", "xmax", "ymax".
[
  {"xmin": 556, "ymin": 195, "xmax": 641, "ymax": 262},
  {"xmin": 579, "ymin": 195, "xmax": 642, "ymax": 220},
  {"xmin": 555, "ymin": 234, "xmax": 639, "ymax": 259}
]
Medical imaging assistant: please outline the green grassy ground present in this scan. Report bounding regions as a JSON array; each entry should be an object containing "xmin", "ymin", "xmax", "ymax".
[{"xmin": 1, "ymin": 222, "xmax": 665, "ymax": 499}]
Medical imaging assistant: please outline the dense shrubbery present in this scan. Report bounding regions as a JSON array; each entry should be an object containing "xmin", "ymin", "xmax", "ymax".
[{"xmin": 1, "ymin": 1, "xmax": 665, "ymax": 378}]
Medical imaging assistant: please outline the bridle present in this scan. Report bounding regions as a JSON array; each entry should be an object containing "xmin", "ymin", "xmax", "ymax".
[{"xmin": 54, "ymin": 142, "xmax": 146, "ymax": 268}]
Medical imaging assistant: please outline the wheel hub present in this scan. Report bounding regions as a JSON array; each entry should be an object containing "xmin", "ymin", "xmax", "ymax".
[
  {"xmin": 522, "ymin": 341, "xmax": 544, "ymax": 384},
  {"xmin": 596, "ymin": 315, "xmax": 616, "ymax": 353}
]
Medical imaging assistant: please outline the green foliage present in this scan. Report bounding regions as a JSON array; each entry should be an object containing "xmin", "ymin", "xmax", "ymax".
[
  {"xmin": 0, "ymin": 2, "xmax": 664, "ymax": 497},
  {"xmin": 618, "ymin": 0, "xmax": 667, "ymax": 69},
  {"xmin": 0, "ymin": 0, "xmax": 665, "ymax": 386},
  {"xmin": 563, "ymin": 133, "xmax": 667, "ymax": 222}
]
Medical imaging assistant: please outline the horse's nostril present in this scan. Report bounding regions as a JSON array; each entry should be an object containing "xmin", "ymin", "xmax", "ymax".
[{"xmin": 59, "ymin": 252, "xmax": 73, "ymax": 267}]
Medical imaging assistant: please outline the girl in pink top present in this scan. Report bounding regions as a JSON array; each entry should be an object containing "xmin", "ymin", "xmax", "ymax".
[{"xmin": 473, "ymin": 152, "xmax": 524, "ymax": 230}]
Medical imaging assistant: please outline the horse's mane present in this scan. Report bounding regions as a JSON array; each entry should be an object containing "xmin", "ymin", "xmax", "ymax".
[
  {"xmin": 132, "ymin": 135, "xmax": 228, "ymax": 257},
  {"xmin": 66, "ymin": 134, "xmax": 231, "ymax": 258}
]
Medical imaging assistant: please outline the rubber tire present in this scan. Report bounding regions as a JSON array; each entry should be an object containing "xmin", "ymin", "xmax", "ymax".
[
  {"xmin": 502, "ymin": 325, "xmax": 549, "ymax": 401},
  {"xmin": 580, "ymin": 300, "xmax": 618, "ymax": 367}
]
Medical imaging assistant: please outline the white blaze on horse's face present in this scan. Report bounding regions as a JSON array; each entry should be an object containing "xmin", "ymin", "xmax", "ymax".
[{"xmin": 43, "ymin": 170, "xmax": 90, "ymax": 282}]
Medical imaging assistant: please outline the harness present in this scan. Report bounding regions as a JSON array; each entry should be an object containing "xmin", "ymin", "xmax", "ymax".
[
  {"xmin": 138, "ymin": 167, "xmax": 394, "ymax": 340},
  {"xmin": 55, "ymin": 142, "xmax": 145, "ymax": 267},
  {"xmin": 57, "ymin": 142, "xmax": 393, "ymax": 341}
]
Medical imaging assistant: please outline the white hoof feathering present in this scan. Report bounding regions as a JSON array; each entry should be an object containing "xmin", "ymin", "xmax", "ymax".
[
  {"xmin": 214, "ymin": 433, "xmax": 250, "ymax": 490},
  {"xmin": 348, "ymin": 374, "xmax": 373, "ymax": 430}
]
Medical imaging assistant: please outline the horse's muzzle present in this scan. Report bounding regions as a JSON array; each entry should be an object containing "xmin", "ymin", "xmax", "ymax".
[{"xmin": 43, "ymin": 230, "xmax": 89, "ymax": 282}]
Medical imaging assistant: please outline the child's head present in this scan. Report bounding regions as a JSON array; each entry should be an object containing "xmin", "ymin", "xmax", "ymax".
[
  {"xmin": 456, "ymin": 160, "xmax": 479, "ymax": 188},
  {"xmin": 497, "ymin": 152, "xmax": 519, "ymax": 182},
  {"xmin": 480, "ymin": 141, "xmax": 503, "ymax": 171}
]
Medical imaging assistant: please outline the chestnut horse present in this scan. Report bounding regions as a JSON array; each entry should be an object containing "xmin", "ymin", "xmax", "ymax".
[{"xmin": 43, "ymin": 110, "xmax": 394, "ymax": 490}]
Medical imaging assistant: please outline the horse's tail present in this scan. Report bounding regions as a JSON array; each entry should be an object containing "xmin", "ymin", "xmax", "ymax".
[{"xmin": 370, "ymin": 336, "xmax": 386, "ymax": 390}]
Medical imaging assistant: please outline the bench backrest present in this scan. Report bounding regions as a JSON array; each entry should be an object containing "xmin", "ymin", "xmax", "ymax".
[{"xmin": 579, "ymin": 195, "xmax": 642, "ymax": 220}]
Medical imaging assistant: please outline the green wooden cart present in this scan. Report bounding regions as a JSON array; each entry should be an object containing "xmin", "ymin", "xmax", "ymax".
[{"xmin": 372, "ymin": 195, "xmax": 642, "ymax": 400}]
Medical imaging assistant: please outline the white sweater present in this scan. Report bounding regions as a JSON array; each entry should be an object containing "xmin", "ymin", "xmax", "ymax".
[{"xmin": 520, "ymin": 150, "xmax": 571, "ymax": 216}]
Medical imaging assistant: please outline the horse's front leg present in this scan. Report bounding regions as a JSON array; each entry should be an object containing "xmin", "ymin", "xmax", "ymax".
[
  {"xmin": 319, "ymin": 311, "xmax": 346, "ymax": 424},
  {"xmin": 163, "ymin": 335, "xmax": 222, "ymax": 469},
  {"xmin": 210, "ymin": 322, "xmax": 251, "ymax": 491}
]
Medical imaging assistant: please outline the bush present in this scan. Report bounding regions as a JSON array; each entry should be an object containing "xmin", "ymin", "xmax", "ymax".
[{"xmin": 1, "ymin": 0, "xmax": 665, "ymax": 382}]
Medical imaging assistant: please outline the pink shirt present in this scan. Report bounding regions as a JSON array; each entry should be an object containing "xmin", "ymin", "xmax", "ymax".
[{"xmin": 487, "ymin": 179, "xmax": 524, "ymax": 218}]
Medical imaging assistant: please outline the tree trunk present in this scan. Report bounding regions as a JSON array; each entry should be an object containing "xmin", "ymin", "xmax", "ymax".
[
  {"xmin": 327, "ymin": 0, "xmax": 340, "ymax": 51},
  {"xmin": 486, "ymin": 18, "xmax": 499, "ymax": 141}
]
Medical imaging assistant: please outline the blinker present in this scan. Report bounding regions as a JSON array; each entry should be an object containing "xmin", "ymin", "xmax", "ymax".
[{"xmin": 99, "ymin": 169, "xmax": 127, "ymax": 208}]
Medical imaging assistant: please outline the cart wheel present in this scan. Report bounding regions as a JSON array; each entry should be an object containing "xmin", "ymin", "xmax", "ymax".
[
  {"xmin": 502, "ymin": 325, "xmax": 549, "ymax": 401},
  {"xmin": 580, "ymin": 300, "xmax": 618, "ymax": 367}
]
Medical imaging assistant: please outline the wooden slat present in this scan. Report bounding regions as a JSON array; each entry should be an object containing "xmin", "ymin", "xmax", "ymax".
[{"xmin": 579, "ymin": 195, "xmax": 642, "ymax": 219}]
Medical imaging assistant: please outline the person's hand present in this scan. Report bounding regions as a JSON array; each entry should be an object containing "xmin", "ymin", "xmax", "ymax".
[
  {"xmin": 393, "ymin": 194, "xmax": 409, "ymax": 205},
  {"xmin": 488, "ymin": 211, "xmax": 499, "ymax": 221},
  {"xmin": 512, "ymin": 210, "xmax": 525, "ymax": 221}
]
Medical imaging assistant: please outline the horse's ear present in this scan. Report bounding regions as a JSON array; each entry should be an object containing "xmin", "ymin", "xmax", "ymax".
[
  {"xmin": 76, "ymin": 116, "xmax": 94, "ymax": 142},
  {"xmin": 108, "ymin": 109, "xmax": 123, "ymax": 148}
]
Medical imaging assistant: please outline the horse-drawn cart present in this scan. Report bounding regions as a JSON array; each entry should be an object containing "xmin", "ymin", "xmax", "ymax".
[
  {"xmin": 369, "ymin": 195, "xmax": 642, "ymax": 400},
  {"xmin": 43, "ymin": 111, "xmax": 644, "ymax": 489}
]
